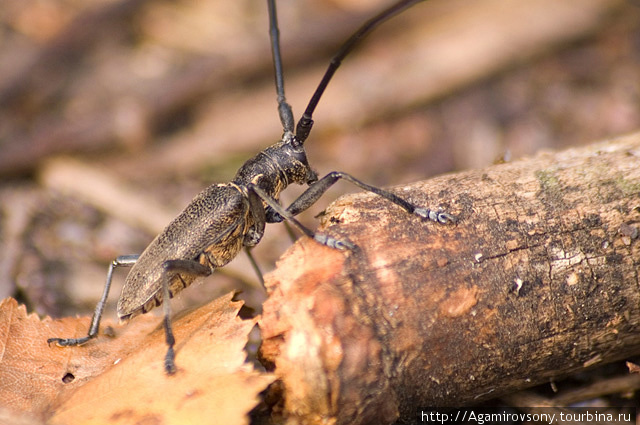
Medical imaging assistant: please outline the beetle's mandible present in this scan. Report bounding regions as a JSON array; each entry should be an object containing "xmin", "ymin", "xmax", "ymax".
[{"xmin": 47, "ymin": 0, "xmax": 455, "ymax": 374}]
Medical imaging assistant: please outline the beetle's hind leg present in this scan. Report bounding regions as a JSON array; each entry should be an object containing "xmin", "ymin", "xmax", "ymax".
[
  {"xmin": 47, "ymin": 255, "xmax": 139, "ymax": 347},
  {"xmin": 159, "ymin": 259, "xmax": 211, "ymax": 374}
]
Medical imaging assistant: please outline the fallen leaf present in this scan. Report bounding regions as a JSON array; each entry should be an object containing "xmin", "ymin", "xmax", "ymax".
[{"xmin": 0, "ymin": 294, "xmax": 273, "ymax": 425}]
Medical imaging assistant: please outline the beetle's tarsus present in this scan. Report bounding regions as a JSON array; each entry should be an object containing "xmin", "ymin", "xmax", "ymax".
[
  {"xmin": 165, "ymin": 347, "xmax": 176, "ymax": 375},
  {"xmin": 314, "ymin": 233, "xmax": 355, "ymax": 250},
  {"xmin": 47, "ymin": 336, "xmax": 92, "ymax": 346},
  {"xmin": 414, "ymin": 208, "xmax": 456, "ymax": 224}
]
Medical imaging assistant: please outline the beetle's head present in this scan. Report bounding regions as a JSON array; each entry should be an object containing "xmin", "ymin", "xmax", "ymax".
[{"xmin": 280, "ymin": 131, "xmax": 317, "ymax": 185}]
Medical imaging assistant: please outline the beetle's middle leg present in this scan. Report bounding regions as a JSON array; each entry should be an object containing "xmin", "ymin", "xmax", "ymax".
[
  {"xmin": 159, "ymin": 259, "xmax": 211, "ymax": 374},
  {"xmin": 47, "ymin": 254, "xmax": 139, "ymax": 347}
]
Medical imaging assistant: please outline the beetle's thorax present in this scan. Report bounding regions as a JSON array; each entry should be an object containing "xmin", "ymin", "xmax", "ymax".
[{"xmin": 232, "ymin": 136, "xmax": 317, "ymax": 199}]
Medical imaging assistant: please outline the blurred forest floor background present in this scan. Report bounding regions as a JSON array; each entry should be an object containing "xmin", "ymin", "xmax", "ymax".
[{"xmin": 0, "ymin": 0, "xmax": 639, "ymax": 390}]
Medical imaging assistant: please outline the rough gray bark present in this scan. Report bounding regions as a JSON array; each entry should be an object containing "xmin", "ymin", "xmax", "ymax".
[{"xmin": 259, "ymin": 133, "xmax": 640, "ymax": 425}]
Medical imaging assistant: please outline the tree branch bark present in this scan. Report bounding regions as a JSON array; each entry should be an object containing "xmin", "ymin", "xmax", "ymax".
[{"xmin": 259, "ymin": 132, "xmax": 640, "ymax": 425}]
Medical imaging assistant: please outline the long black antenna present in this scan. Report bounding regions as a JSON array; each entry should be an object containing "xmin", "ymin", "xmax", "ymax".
[
  {"xmin": 295, "ymin": 0, "xmax": 426, "ymax": 144},
  {"xmin": 267, "ymin": 0, "xmax": 295, "ymax": 137}
]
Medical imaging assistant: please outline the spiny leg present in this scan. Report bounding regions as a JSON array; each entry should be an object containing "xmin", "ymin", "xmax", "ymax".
[
  {"xmin": 249, "ymin": 184, "xmax": 354, "ymax": 250},
  {"xmin": 159, "ymin": 259, "xmax": 211, "ymax": 374},
  {"xmin": 47, "ymin": 254, "xmax": 139, "ymax": 347},
  {"xmin": 273, "ymin": 171, "xmax": 455, "ymax": 224}
]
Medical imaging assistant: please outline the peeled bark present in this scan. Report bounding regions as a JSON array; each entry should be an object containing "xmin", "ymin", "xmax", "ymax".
[{"xmin": 259, "ymin": 133, "xmax": 640, "ymax": 424}]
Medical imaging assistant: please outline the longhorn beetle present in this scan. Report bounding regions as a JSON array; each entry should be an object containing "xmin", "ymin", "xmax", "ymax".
[{"xmin": 48, "ymin": 0, "xmax": 455, "ymax": 374}]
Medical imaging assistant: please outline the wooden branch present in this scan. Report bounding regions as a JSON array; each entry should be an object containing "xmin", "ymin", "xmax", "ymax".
[{"xmin": 259, "ymin": 133, "xmax": 640, "ymax": 424}]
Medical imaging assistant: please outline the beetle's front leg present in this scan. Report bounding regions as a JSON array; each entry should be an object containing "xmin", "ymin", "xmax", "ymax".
[{"xmin": 269, "ymin": 171, "xmax": 456, "ymax": 224}]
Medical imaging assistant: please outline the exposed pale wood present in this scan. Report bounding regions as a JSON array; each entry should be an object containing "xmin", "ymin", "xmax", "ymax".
[{"xmin": 260, "ymin": 133, "xmax": 640, "ymax": 424}]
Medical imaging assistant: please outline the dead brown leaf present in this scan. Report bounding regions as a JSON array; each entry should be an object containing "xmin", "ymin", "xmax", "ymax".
[{"xmin": 0, "ymin": 294, "xmax": 273, "ymax": 425}]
